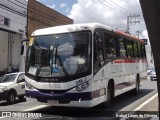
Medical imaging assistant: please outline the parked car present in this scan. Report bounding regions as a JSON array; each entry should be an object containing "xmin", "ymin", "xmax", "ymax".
[
  {"xmin": 150, "ymin": 69, "xmax": 157, "ymax": 81},
  {"xmin": 147, "ymin": 67, "xmax": 153, "ymax": 75},
  {"xmin": 0, "ymin": 72, "xmax": 26, "ymax": 104}
]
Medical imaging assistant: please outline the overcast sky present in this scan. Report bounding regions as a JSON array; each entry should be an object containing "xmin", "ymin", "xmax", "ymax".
[{"xmin": 37, "ymin": 0, "xmax": 149, "ymax": 41}]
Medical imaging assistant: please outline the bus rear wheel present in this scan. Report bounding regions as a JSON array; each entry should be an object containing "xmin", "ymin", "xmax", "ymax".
[{"xmin": 132, "ymin": 76, "xmax": 140, "ymax": 95}]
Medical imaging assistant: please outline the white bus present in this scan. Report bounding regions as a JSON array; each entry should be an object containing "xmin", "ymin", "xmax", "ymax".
[{"xmin": 25, "ymin": 23, "xmax": 147, "ymax": 107}]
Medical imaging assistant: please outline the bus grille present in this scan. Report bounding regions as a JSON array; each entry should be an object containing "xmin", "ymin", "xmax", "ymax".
[{"xmin": 38, "ymin": 89, "xmax": 69, "ymax": 94}]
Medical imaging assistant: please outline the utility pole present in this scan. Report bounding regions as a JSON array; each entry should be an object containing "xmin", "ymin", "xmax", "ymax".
[{"xmin": 126, "ymin": 14, "xmax": 140, "ymax": 33}]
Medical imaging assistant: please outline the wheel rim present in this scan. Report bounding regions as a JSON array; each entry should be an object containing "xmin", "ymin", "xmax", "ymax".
[{"xmin": 10, "ymin": 94, "xmax": 15, "ymax": 102}]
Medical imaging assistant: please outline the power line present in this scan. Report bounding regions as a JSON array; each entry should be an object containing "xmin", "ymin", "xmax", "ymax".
[
  {"xmin": 0, "ymin": 8, "xmax": 26, "ymax": 25},
  {"xmin": 0, "ymin": 3, "xmax": 27, "ymax": 18},
  {"xmin": 108, "ymin": 0, "xmax": 135, "ymax": 15},
  {"xmin": 97, "ymin": 0, "xmax": 129, "ymax": 16},
  {"xmin": 7, "ymin": 0, "xmax": 27, "ymax": 10},
  {"xmin": 0, "ymin": 1, "xmax": 26, "ymax": 16},
  {"xmin": 1, "ymin": 0, "xmax": 70, "ymax": 26},
  {"xmin": 13, "ymin": 0, "xmax": 72, "ymax": 24},
  {"xmin": 99, "ymin": 0, "xmax": 146, "ymax": 31}
]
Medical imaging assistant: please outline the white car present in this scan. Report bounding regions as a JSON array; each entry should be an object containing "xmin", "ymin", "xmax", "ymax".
[
  {"xmin": 150, "ymin": 69, "xmax": 157, "ymax": 81},
  {"xmin": 0, "ymin": 72, "xmax": 26, "ymax": 104},
  {"xmin": 147, "ymin": 67, "xmax": 153, "ymax": 75}
]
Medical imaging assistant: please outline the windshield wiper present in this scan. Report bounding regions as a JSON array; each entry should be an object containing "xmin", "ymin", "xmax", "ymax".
[{"xmin": 51, "ymin": 44, "xmax": 69, "ymax": 77}]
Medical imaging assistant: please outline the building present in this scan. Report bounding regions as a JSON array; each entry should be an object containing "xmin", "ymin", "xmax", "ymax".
[
  {"xmin": 27, "ymin": 0, "xmax": 73, "ymax": 37},
  {"xmin": 0, "ymin": 0, "xmax": 27, "ymax": 74}
]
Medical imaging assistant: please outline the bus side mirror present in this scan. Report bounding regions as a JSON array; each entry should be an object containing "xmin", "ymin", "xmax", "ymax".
[{"xmin": 21, "ymin": 39, "xmax": 29, "ymax": 55}]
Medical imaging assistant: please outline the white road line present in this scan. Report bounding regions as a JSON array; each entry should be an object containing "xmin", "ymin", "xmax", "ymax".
[
  {"xmin": 22, "ymin": 105, "xmax": 49, "ymax": 111},
  {"xmin": 134, "ymin": 93, "xmax": 158, "ymax": 111}
]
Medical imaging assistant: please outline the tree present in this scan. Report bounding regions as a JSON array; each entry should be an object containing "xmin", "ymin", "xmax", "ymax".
[{"xmin": 140, "ymin": 0, "xmax": 160, "ymax": 114}]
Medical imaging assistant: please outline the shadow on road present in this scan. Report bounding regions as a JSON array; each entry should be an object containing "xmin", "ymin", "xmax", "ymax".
[{"xmin": 0, "ymin": 99, "xmax": 26, "ymax": 106}]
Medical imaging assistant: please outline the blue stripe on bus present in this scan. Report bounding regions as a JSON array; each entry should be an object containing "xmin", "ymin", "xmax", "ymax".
[{"xmin": 25, "ymin": 90, "xmax": 93, "ymax": 101}]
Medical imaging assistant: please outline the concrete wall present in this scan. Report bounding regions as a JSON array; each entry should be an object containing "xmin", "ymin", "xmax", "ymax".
[
  {"xmin": 0, "ymin": 31, "xmax": 8, "ymax": 71},
  {"xmin": 0, "ymin": 0, "xmax": 27, "ymax": 35},
  {"xmin": 12, "ymin": 34, "xmax": 21, "ymax": 68},
  {"xmin": 0, "ymin": 0, "xmax": 27, "ymax": 72}
]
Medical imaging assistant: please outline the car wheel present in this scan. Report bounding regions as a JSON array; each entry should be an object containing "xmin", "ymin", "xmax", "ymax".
[{"xmin": 7, "ymin": 92, "xmax": 16, "ymax": 104}]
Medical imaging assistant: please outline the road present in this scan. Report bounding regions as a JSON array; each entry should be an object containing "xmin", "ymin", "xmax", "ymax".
[{"xmin": 0, "ymin": 79, "xmax": 158, "ymax": 120}]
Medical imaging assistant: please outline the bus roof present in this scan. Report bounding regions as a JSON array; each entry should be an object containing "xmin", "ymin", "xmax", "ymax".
[
  {"xmin": 115, "ymin": 30, "xmax": 144, "ymax": 43},
  {"xmin": 31, "ymin": 23, "xmax": 113, "ymax": 36},
  {"xmin": 31, "ymin": 23, "xmax": 144, "ymax": 43}
]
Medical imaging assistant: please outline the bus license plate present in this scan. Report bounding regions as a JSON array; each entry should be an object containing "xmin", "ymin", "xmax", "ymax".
[{"xmin": 47, "ymin": 100, "xmax": 58, "ymax": 104}]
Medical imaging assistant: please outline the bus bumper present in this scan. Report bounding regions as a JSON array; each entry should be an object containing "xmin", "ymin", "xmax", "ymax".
[{"xmin": 25, "ymin": 90, "xmax": 105, "ymax": 107}]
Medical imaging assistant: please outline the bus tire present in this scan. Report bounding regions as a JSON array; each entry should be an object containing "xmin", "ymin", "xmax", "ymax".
[
  {"xmin": 132, "ymin": 75, "xmax": 140, "ymax": 95},
  {"xmin": 101, "ymin": 81, "xmax": 114, "ymax": 108}
]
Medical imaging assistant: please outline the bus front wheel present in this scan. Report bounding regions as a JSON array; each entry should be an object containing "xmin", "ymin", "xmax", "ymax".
[{"xmin": 101, "ymin": 81, "xmax": 114, "ymax": 108}]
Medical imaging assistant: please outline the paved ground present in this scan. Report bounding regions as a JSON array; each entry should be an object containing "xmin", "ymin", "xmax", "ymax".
[{"xmin": 140, "ymin": 95, "xmax": 158, "ymax": 111}]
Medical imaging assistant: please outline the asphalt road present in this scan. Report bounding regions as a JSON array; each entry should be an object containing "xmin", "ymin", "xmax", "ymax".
[{"xmin": 0, "ymin": 78, "xmax": 158, "ymax": 120}]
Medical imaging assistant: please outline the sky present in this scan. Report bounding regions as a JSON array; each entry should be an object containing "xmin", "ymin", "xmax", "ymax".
[{"xmin": 37, "ymin": 0, "xmax": 149, "ymax": 41}]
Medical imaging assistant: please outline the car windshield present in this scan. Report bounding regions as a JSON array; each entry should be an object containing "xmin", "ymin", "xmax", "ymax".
[
  {"xmin": 26, "ymin": 31, "xmax": 92, "ymax": 78},
  {"xmin": 0, "ymin": 74, "xmax": 17, "ymax": 83}
]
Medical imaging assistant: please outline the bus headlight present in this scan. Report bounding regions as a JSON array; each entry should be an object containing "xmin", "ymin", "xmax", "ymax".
[{"xmin": 25, "ymin": 81, "xmax": 35, "ymax": 90}]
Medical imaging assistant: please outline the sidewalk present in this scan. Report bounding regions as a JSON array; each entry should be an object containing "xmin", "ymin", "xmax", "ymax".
[
  {"xmin": 134, "ymin": 93, "xmax": 159, "ymax": 120},
  {"xmin": 140, "ymin": 95, "xmax": 158, "ymax": 111}
]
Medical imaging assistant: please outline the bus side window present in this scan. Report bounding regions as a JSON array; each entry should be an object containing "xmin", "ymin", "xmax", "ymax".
[
  {"xmin": 126, "ymin": 40, "xmax": 134, "ymax": 58},
  {"xmin": 142, "ymin": 45, "xmax": 146, "ymax": 58},
  {"xmin": 119, "ymin": 38, "xmax": 126, "ymax": 57},
  {"xmin": 104, "ymin": 33, "xmax": 116, "ymax": 58},
  {"xmin": 94, "ymin": 32, "xmax": 104, "ymax": 73},
  {"xmin": 134, "ymin": 42, "xmax": 139, "ymax": 58},
  {"xmin": 138, "ymin": 42, "xmax": 142, "ymax": 58}
]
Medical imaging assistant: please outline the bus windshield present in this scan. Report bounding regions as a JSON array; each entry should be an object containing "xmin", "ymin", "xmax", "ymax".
[{"xmin": 26, "ymin": 31, "xmax": 92, "ymax": 78}]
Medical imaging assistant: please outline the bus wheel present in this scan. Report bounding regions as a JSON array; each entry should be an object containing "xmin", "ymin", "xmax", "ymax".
[
  {"xmin": 132, "ymin": 76, "xmax": 140, "ymax": 95},
  {"xmin": 101, "ymin": 82, "xmax": 114, "ymax": 108}
]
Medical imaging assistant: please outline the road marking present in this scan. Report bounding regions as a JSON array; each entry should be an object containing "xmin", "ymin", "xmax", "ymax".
[
  {"xmin": 22, "ymin": 105, "xmax": 49, "ymax": 111},
  {"xmin": 134, "ymin": 93, "xmax": 158, "ymax": 111}
]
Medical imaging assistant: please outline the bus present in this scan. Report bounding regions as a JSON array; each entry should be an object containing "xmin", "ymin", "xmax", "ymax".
[{"xmin": 25, "ymin": 23, "xmax": 147, "ymax": 108}]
